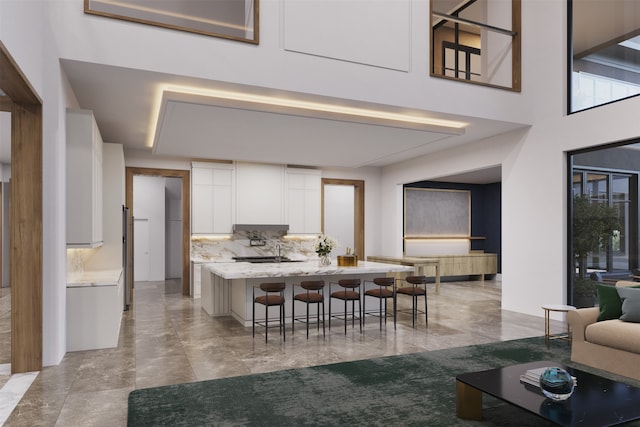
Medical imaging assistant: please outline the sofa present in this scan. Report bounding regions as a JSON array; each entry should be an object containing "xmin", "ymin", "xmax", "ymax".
[{"xmin": 567, "ymin": 280, "xmax": 640, "ymax": 381}]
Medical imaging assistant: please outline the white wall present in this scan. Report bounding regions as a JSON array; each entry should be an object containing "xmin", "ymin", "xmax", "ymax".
[
  {"xmin": 0, "ymin": 1, "xmax": 77, "ymax": 366},
  {"xmin": 48, "ymin": 0, "xmax": 532, "ymax": 126},
  {"xmin": 381, "ymin": 1, "xmax": 640, "ymax": 320},
  {"xmin": 133, "ymin": 176, "xmax": 166, "ymax": 281}
]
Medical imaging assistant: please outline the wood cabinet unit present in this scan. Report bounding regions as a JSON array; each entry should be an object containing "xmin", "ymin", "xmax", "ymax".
[
  {"xmin": 368, "ymin": 253, "xmax": 497, "ymax": 282},
  {"xmin": 66, "ymin": 109, "xmax": 103, "ymax": 247}
]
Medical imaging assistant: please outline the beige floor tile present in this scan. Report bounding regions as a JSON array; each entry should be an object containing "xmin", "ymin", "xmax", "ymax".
[{"xmin": 3, "ymin": 277, "xmax": 558, "ymax": 425}]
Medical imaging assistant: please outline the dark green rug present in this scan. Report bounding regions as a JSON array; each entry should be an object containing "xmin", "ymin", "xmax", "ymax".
[{"xmin": 127, "ymin": 337, "xmax": 638, "ymax": 426}]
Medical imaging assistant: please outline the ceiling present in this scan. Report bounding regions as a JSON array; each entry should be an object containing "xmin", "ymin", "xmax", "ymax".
[
  {"xmin": 59, "ymin": 59, "xmax": 528, "ymax": 180},
  {"xmin": 1, "ymin": 59, "xmax": 530, "ymax": 183}
]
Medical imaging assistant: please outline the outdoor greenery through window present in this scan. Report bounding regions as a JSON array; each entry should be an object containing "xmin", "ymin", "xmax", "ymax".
[
  {"xmin": 569, "ymin": 144, "xmax": 640, "ymax": 308},
  {"xmin": 569, "ymin": 0, "xmax": 640, "ymax": 113}
]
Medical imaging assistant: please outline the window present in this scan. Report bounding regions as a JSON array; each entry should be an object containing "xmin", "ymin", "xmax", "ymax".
[
  {"xmin": 568, "ymin": 142, "xmax": 640, "ymax": 307},
  {"xmin": 85, "ymin": 0, "xmax": 259, "ymax": 44},
  {"xmin": 430, "ymin": 0, "xmax": 521, "ymax": 91},
  {"xmin": 569, "ymin": 0, "xmax": 640, "ymax": 113}
]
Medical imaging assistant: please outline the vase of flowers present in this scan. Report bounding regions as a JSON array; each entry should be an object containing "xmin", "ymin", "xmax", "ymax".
[{"xmin": 314, "ymin": 234, "xmax": 337, "ymax": 266}]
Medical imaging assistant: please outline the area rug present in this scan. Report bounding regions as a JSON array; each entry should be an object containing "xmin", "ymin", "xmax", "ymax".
[{"xmin": 126, "ymin": 337, "xmax": 623, "ymax": 426}]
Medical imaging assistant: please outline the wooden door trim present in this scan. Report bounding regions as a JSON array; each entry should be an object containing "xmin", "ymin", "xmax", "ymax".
[
  {"xmin": 1, "ymin": 41, "xmax": 43, "ymax": 373},
  {"xmin": 321, "ymin": 178, "xmax": 365, "ymax": 259},
  {"xmin": 125, "ymin": 167, "xmax": 191, "ymax": 303}
]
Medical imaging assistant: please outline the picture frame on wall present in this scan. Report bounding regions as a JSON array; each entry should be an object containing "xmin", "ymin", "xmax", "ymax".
[{"xmin": 85, "ymin": 0, "xmax": 259, "ymax": 44}]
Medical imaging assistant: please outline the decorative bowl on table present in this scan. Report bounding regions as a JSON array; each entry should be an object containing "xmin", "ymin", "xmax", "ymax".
[{"xmin": 539, "ymin": 367, "xmax": 575, "ymax": 401}]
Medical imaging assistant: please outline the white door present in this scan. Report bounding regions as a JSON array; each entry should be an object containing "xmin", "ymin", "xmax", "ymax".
[
  {"xmin": 323, "ymin": 184, "xmax": 355, "ymax": 256},
  {"xmin": 134, "ymin": 218, "xmax": 149, "ymax": 282}
]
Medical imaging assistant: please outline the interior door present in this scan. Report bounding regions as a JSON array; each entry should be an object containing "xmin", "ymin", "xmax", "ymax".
[
  {"xmin": 134, "ymin": 218, "xmax": 149, "ymax": 282},
  {"xmin": 323, "ymin": 184, "xmax": 355, "ymax": 255},
  {"xmin": 321, "ymin": 178, "xmax": 365, "ymax": 259}
]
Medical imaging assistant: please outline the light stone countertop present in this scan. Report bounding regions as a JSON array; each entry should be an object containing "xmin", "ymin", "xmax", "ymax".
[
  {"xmin": 204, "ymin": 260, "xmax": 413, "ymax": 280},
  {"xmin": 67, "ymin": 269, "xmax": 123, "ymax": 288}
]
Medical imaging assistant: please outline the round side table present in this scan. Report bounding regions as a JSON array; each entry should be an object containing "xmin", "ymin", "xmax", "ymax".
[{"xmin": 542, "ymin": 304, "xmax": 576, "ymax": 348}]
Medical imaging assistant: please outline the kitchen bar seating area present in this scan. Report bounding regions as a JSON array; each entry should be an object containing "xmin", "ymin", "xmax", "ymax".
[
  {"xmin": 248, "ymin": 273, "xmax": 440, "ymax": 341},
  {"xmin": 199, "ymin": 258, "xmax": 443, "ymax": 340}
]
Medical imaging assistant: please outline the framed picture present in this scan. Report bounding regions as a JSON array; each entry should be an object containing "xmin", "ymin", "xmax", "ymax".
[{"xmin": 85, "ymin": 0, "xmax": 259, "ymax": 44}]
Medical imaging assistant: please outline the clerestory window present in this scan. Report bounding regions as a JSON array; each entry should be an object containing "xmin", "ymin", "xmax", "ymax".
[{"xmin": 430, "ymin": 0, "xmax": 521, "ymax": 91}]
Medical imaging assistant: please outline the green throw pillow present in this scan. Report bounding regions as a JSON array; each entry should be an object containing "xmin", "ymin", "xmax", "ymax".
[
  {"xmin": 617, "ymin": 286, "xmax": 640, "ymax": 323},
  {"xmin": 596, "ymin": 284, "xmax": 623, "ymax": 321}
]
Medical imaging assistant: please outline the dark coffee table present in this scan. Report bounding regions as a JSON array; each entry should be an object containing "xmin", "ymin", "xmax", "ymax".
[{"xmin": 456, "ymin": 360, "xmax": 640, "ymax": 426}]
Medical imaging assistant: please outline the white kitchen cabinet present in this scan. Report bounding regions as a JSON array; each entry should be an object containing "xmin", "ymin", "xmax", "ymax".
[
  {"xmin": 235, "ymin": 162, "xmax": 285, "ymax": 224},
  {"xmin": 191, "ymin": 162, "xmax": 234, "ymax": 234},
  {"xmin": 66, "ymin": 109, "xmax": 103, "ymax": 247},
  {"xmin": 286, "ymin": 167, "xmax": 321, "ymax": 234},
  {"xmin": 66, "ymin": 269, "xmax": 123, "ymax": 351}
]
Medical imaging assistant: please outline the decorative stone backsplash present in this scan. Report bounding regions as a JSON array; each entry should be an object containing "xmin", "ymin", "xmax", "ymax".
[
  {"xmin": 191, "ymin": 231, "xmax": 319, "ymax": 263},
  {"xmin": 66, "ymin": 248, "xmax": 98, "ymax": 277}
]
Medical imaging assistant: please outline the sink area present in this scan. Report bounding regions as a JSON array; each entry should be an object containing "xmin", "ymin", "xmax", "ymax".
[{"xmin": 232, "ymin": 256, "xmax": 302, "ymax": 263}]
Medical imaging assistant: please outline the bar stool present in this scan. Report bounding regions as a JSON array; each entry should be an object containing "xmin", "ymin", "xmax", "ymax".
[
  {"xmin": 253, "ymin": 282, "xmax": 286, "ymax": 342},
  {"xmin": 395, "ymin": 275, "xmax": 428, "ymax": 328},
  {"xmin": 363, "ymin": 277, "xmax": 395, "ymax": 330},
  {"xmin": 292, "ymin": 280, "xmax": 326, "ymax": 338},
  {"xmin": 329, "ymin": 279, "xmax": 362, "ymax": 334}
]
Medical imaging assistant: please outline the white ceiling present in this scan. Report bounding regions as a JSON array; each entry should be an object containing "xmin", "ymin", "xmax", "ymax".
[
  {"xmin": 1, "ymin": 59, "xmax": 532, "ymax": 183},
  {"xmin": 57, "ymin": 59, "xmax": 529, "ymax": 182}
]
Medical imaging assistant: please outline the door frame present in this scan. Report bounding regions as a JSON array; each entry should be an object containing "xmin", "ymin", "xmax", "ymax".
[
  {"xmin": 125, "ymin": 167, "xmax": 190, "ymax": 304},
  {"xmin": 0, "ymin": 41, "xmax": 43, "ymax": 373},
  {"xmin": 321, "ymin": 178, "xmax": 365, "ymax": 259}
]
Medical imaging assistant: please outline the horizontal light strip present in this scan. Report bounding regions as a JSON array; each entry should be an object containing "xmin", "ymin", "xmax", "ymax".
[
  {"xmin": 191, "ymin": 235, "xmax": 232, "ymax": 241},
  {"xmin": 148, "ymin": 84, "xmax": 468, "ymax": 148}
]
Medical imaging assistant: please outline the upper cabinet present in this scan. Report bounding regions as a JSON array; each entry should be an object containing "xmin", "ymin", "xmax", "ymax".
[
  {"xmin": 189, "ymin": 161, "xmax": 322, "ymax": 234},
  {"xmin": 191, "ymin": 162, "xmax": 235, "ymax": 234},
  {"xmin": 286, "ymin": 167, "xmax": 321, "ymax": 234},
  {"xmin": 235, "ymin": 162, "xmax": 285, "ymax": 225},
  {"xmin": 66, "ymin": 109, "xmax": 104, "ymax": 247}
]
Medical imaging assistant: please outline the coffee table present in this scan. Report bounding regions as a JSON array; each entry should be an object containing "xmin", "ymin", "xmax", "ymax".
[{"xmin": 456, "ymin": 360, "xmax": 640, "ymax": 426}]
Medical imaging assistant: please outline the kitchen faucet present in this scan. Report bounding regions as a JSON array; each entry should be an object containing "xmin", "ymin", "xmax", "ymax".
[{"xmin": 276, "ymin": 243, "xmax": 281, "ymax": 262}]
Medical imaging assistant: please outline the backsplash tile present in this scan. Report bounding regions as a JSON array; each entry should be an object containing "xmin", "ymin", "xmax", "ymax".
[{"xmin": 191, "ymin": 231, "xmax": 319, "ymax": 262}]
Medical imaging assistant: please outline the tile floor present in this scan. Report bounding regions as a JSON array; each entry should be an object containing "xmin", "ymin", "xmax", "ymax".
[{"xmin": 2, "ymin": 277, "xmax": 560, "ymax": 426}]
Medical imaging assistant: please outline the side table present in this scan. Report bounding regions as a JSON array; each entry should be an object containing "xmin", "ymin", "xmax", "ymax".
[{"xmin": 542, "ymin": 304, "xmax": 576, "ymax": 348}]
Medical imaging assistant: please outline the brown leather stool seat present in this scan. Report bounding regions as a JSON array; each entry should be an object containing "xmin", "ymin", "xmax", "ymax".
[
  {"xmin": 363, "ymin": 277, "xmax": 395, "ymax": 330},
  {"xmin": 292, "ymin": 280, "xmax": 326, "ymax": 338},
  {"xmin": 329, "ymin": 279, "xmax": 362, "ymax": 334},
  {"xmin": 253, "ymin": 282, "xmax": 286, "ymax": 341},
  {"xmin": 395, "ymin": 275, "xmax": 428, "ymax": 328}
]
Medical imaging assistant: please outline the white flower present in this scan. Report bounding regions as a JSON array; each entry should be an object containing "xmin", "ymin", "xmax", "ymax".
[{"xmin": 314, "ymin": 234, "xmax": 337, "ymax": 256}]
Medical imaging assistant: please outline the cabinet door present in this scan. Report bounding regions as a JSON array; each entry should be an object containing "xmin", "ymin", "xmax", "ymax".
[
  {"xmin": 66, "ymin": 109, "xmax": 104, "ymax": 247},
  {"xmin": 191, "ymin": 163, "xmax": 234, "ymax": 234},
  {"xmin": 235, "ymin": 162, "xmax": 284, "ymax": 224},
  {"xmin": 286, "ymin": 169, "xmax": 321, "ymax": 234}
]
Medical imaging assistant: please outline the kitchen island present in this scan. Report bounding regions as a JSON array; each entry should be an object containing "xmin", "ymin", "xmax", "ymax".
[{"xmin": 201, "ymin": 261, "xmax": 414, "ymax": 327}]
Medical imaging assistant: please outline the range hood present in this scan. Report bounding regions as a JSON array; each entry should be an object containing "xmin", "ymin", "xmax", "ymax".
[{"xmin": 232, "ymin": 224, "xmax": 289, "ymax": 233}]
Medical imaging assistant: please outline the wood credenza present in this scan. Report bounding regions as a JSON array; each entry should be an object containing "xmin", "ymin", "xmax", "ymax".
[{"xmin": 367, "ymin": 253, "xmax": 497, "ymax": 281}]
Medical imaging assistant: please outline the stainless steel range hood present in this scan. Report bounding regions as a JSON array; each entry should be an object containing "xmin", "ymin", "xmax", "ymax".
[{"xmin": 232, "ymin": 224, "xmax": 289, "ymax": 233}]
